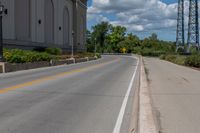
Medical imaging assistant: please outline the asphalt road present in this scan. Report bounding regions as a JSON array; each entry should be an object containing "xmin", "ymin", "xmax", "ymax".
[
  {"xmin": 144, "ymin": 58, "xmax": 200, "ymax": 133},
  {"xmin": 0, "ymin": 55, "xmax": 139, "ymax": 133}
]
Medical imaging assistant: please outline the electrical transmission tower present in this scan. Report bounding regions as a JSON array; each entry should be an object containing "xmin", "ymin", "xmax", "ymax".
[
  {"xmin": 187, "ymin": 0, "xmax": 199, "ymax": 51},
  {"xmin": 176, "ymin": 0, "xmax": 185, "ymax": 51}
]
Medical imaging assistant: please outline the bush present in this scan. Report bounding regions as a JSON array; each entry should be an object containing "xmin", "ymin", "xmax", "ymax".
[
  {"xmin": 159, "ymin": 54, "xmax": 166, "ymax": 60},
  {"xmin": 3, "ymin": 49, "xmax": 55, "ymax": 63},
  {"xmin": 174, "ymin": 56, "xmax": 186, "ymax": 65},
  {"xmin": 138, "ymin": 49, "xmax": 166, "ymax": 57},
  {"xmin": 95, "ymin": 53, "xmax": 101, "ymax": 58},
  {"xmin": 160, "ymin": 53, "xmax": 200, "ymax": 67},
  {"xmin": 161, "ymin": 54, "xmax": 185, "ymax": 65},
  {"xmin": 165, "ymin": 55, "xmax": 177, "ymax": 62},
  {"xmin": 185, "ymin": 54, "xmax": 200, "ymax": 67},
  {"xmin": 45, "ymin": 47, "xmax": 62, "ymax": 55}
]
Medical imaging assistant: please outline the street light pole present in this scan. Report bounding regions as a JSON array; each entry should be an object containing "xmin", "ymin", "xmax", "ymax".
[
  {"xmin": 0, "ymin": 2, "xmax": 4, "ymax": 62},
  {"xmin": 71, "ymin": 31, "xmax": 74, "ymax": 59},
  {"xmin": 94, "ymin": 38, "xmax": 97, "ymax": 57}
]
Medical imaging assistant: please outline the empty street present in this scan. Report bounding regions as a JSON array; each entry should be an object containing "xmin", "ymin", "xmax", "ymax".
[{"xmin": 0, "ymin": 55, "xmax": 139, "ymax": 133}]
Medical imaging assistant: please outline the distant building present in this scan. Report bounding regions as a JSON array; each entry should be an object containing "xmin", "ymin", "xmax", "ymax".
[{"xmin": 0, "ymin": 0, "xmax": 87, "ymax": 52}]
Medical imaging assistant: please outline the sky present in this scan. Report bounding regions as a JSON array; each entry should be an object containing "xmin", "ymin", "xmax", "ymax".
[{"xmin": 87, "ymin": 0, "xmax": 184, "ymax": 41}]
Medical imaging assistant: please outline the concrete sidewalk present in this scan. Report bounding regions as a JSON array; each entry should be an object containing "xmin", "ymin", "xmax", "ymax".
[{"xmin": 144, "ymin": 57, "xmax": 200, "ymax": 133}]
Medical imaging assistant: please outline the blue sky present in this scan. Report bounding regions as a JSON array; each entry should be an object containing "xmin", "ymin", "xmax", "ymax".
[{"xmin": 87, "ymin": 0, "xmax": 179, "ymax": 41}]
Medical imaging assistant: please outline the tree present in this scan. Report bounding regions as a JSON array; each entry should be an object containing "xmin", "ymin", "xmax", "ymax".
[
  {"xmin": 117, "ymin": 34, "xmax": 140, "ymax": 53},
  {"xmin": 86, "ymin": 22, "xmax": 175, "ymax": 55},
  {"xmin": 106, "ymin": 25, "xmax": 127, "ymax": 52},
  {"xmin": 141, "ymin": 38, "xmax": 152, "ymax": 48},
  {"xmin": 126, "ymin": 33, "xmax": 141, "ymax": 47},
  {"xmin": 91, "ymin": 22, "xmax": 111, "ymax": 52},
  {"xmin": 86, "ymin": 30, "xmax": 94, "ymax": 52},
  {"xmin": 149, "ymin": 33, "xmax": 158, "ymax": 41}
]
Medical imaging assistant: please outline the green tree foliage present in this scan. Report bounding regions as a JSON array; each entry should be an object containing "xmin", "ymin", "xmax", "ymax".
[
  {"xmin": 117, "ymin": 33, "xmax": 141, "ymax": 53},
  {"xmin": 105, "ymin": 25, "xmax": 127, "ymax": 52},
  {"xmin": 91, "ymin": 22, "xmax": 111, "ymax": 52},
  {"xmin": 185, "ymin": 54, "xmax": 200, "ymax": 67},
  {"xmin": 86, "ymin": 22, "xmax": 175, "ymax": 55},
  {"xmin": 86, "ymin": 30, "xmax": 94, "ymax": 52},
  {"xmin": 149, "ymin": 33, "xmax": 158, "ymax": 40}
]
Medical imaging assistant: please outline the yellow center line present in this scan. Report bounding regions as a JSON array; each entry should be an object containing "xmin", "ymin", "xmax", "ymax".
[{"xmin": 0, "ymin": 58, "xmax": 120, "ymax": 94}]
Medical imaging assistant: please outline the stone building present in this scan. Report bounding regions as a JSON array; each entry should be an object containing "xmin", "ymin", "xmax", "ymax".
[{"xmin": 0, "ymin": 0, "xmax": 87, "ymax": 52}]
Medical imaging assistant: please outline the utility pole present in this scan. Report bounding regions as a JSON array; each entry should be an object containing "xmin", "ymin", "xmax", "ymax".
[
  {"xmin": 94, "ymin": 38, "xmax": 97, "ymax": 57},
  {"xmin": 71, "ymin": 31, "xmax": 74, "ymax": 59},
  {"xmin": 176, "ymin": 0, "xmax": 185, "ymax": 52},
  {"xmin": 187, "ymin": 0, "xmax": 199, "ymax": 52}
]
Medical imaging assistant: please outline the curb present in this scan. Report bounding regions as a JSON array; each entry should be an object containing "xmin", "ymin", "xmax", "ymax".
[{"xmin": 139, "ymin": 57, "xmax": 159, "ymax": 133}]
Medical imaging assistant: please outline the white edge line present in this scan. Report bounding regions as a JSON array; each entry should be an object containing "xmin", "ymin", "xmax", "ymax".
[{"xmin": 112, "ymin": 56, "xmax": 139, "ymax": 133}]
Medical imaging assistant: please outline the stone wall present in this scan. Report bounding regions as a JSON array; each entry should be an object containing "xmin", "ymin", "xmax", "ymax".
[
  {"xmin": 0, "ymin": 57, "xmax": 98, "ymax": 73},
  {"xmin": 4, "ymin": 61, "xmax": 50, "ymax": 73},
  {"xmin": 50, "ymin": 59, "xmax": 75, "ymax": 66},
  {"xmin": 88, "ymin": 57, "xmax": 97, "ymax": 61},
  {"xmin": 75, "ymin": 58, "xmax": 88, "ymax": 63}
]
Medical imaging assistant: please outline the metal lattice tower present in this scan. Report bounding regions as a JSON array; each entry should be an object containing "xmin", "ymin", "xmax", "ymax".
[
  {"xmin": 176, "ymin": 0, "xmax": 185, "ymax": 51},
  {"xmin": 187, "ymin": 0, "xmax": 199, "ymax": 51}
]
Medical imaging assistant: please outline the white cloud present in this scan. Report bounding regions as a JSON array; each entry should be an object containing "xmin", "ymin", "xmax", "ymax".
[
  {"xmin": 96, "ymin": 15, "xmax": 110, "ymax": 23},
  {"xmin": 88, "ymin": 0, "xmax": 179, "ymax": 33}
]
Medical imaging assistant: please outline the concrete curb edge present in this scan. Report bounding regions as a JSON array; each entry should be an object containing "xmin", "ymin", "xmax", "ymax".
[{"xmin": 139, "ymin": 57, "xmax": 159, "ymax": 133}]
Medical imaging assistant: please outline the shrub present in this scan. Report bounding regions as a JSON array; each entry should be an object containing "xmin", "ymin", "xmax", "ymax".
[
  {"xmin": 165, "ymin": 55, "xmax": 177, "ymax": 62},
  {"xmin": 160, "ymin": 54, "xmax": 200, "ymax": 67},
  {"xmin": 132, "ymin": 47, "xmax": 142, "ymax": 54},
  {"xmin": 96, "ymin": 53, "xmax": 101, "ymax": 58},
  {"xmin": 139, "ymin": 49, "xmax": 166, "ymax": 57},
  {"xmin": 45, "ymin": 47, "xmax": 62, "ymax": 55},
  {"xmin": 162, "ymin": 54, "xmax": 184, "ymax": 65},
  {"xmin": 185, "ymin": 54, "xmax": 200, "ymax": 68},
  {"xmin": 174, "ymin": 56, "xmax": 186, "ymax": 65},
  {"xmin": 3, "ymin": 49, "xmax": 55, "ymax": 63},
  {"xmin": 159, "ymin": 54, "xmax": 166, "ymax": 60}
]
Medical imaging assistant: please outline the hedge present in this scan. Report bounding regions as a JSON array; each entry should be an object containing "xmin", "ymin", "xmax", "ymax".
[
  {"xmin": 45, "ymin": 47, "xmax": 62, "ymax": 55},
  {"xmin": 3, "ymin": 49, "xmax": 56, "ymax": 63}
]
